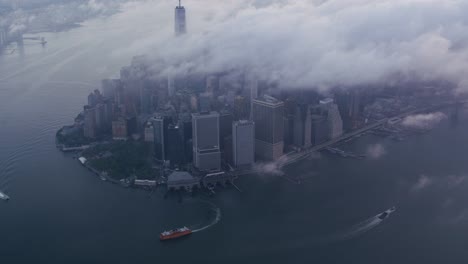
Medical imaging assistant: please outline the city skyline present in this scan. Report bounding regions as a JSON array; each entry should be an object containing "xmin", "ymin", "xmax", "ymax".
[{"xmin": 1, "ymin": 1, "xmax": 468, "ymax": 263}]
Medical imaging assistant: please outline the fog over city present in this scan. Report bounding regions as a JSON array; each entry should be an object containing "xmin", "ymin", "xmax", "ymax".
[
  {"xmin": 112, "ymin": 0, "xmax": 468, "ymax": 92},
  {"xmin": 3, "ymin": 1, "xmax": 468, "ymax": 263}
]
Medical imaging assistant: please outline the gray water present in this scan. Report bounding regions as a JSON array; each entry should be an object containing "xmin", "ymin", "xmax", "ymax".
[{"xmin": 1, "ymin": 14, "xmax": 468, "ymax": 264}]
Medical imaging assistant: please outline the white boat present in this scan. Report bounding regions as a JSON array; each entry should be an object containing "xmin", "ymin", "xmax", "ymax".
[
  {"xmin": 0, "ymin": 191, "xmax": 10, "ymax": 201},
  {"xmin": 377, "ymin": 206, "xmax": 396, "ymax": 220}
]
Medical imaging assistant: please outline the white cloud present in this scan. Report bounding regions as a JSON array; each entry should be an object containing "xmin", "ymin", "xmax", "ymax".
[
  {"xmin": 104, "ymin": 0, "xmax": 468, "ymax": 92},
  {"xmin": 402, "ymin": 112, "xmax": 447, "ymax": 129},
  {"xmin": 366, "ymin": 143, "xmax": 386, "ymax": 159},
  {"xmin": 411, "ymin": 174, "xmax": 433, "ymax": 192},
  {"xmin": 253, "ymin": 155, "xmax": 290, "ymax": 176}
]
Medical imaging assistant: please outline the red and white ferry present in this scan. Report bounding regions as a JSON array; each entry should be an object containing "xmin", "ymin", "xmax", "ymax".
[{"xmin": 160, "ymin": 227, "xmax": 192, "ymax": 241}]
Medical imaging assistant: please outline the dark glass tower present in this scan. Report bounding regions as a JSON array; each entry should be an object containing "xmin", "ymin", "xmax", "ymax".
[{"xmin": 175, "ymin": 0, "xmax": 186, "ymax": 36}]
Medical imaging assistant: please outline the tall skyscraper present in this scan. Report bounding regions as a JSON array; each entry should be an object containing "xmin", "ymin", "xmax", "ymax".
[
  {"xmin": 150, "ymin": 114, "xmax": 171, "ymax": 161},
  {"xmin": 175, "ymin": 0, "xmax": 186, "ymax": 36},
  {"xmin": 166, "ymin": 124, "xmax": 185, "ymax": 167},
  {"xmin": 252, "ymin": 95, "xmax": 284, "ymax": 161},
  {"xmin": 320, "ymin": 98, "xmax": 343, "ymax": 140},
  {"xmin": 232, "ymin": 120, "xmax": 255, "ymax": 168},
  {"xmin": 246, "ymin": 75, "xmax": 258, "ymax": 120},
  {"xmin": 219, "ymin": 111, "xmax": 233, "ymax": 150},
  {"xmin": 192, "ymin": 112, "xmax": 221, "ymax": 172},
  {"xmin": 293, "ymin": 104, "xmax": 312, "ymax": 148},
  {"xmin": 112, "ymin": 117, "xmax": 127, "ymax": 140},
  {"xmin": 83, "ymin": 106, "xmax": 96, "ymax": 139},
  {"xmin": 144, "ymin": 122, "xmax": 155, "ymax": 142},
  {"xmin": 310, "ymin": 105, "xmax": 328, "ymax": 146}
]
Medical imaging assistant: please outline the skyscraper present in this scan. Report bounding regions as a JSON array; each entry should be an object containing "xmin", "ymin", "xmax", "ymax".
[
  {"xmin": 150, "ymin": 114, "xmax": 171, "ymax": 161},
  {"xmin": 293, "ymin": 104, "xmax": 312, "ymax": 148},
  {"xmin": 83, "ymin": 106, "xmax": 96, "ymax": 139},
  {"xmin": 192, "ymin": 112, "xmax": 221, "ymax": 172},
  {"xmin": 252, "ymin": 95, "xmax": 284, "ymax": 161},
  {"xmin": 320, "ymin": 98, "xmax": 343, "ymax": 140},
  {"xmin": 175, "ymin": 0, "xmax": 186, "ymax": 36},
  {"xmin": 310, "ymin": 105, "xmax": 328, "ymax": 146},
  {"xmin": 166, "ymin": 124, "xmax": 185, "ymax": 167},
  {"xmin": 112, "ymin": 117, "xmax": 127, "ymax": 140},
  {"xmin": 232, "ymin": 120, "xmax": 255, "ymax": 168}
]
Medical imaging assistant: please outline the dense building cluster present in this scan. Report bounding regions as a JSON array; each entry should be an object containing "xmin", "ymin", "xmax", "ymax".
[
  {"xmin": 76, "ymin": 1, "xmax": 365, "ymax": 177},
  {"xmin": 80, "ymin": 56, "xmax": 357, "ymax": 174}
]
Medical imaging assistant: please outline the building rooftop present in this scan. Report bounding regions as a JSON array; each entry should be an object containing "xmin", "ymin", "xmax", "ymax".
[
  {"xmin": 320, "ymin": 98, "xmax": 334, "ymax": 105},
  {"xmin": 192, "ymin": 111, "xmax": 219, "ymax": 118},
  {"xmin": 167, "ymin": 171, "xmax": 195, "ymax": 183},
  {"xmin": 253, "ymin": 95, "xmax": 284, "ymax": 107}
]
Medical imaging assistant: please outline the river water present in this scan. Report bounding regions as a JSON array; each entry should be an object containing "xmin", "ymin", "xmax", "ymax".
[{"xmin": 1, "ymin": 12, "xmax": 468, "ymax": 264}]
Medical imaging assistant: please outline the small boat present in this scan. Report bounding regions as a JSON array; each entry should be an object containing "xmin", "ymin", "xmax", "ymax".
[
  {"xmin": 377, "ymin": 206, "xmax": 396, "ymax": 220},
  {"xmin": 0, "ymin": 191, "xmax": 10, "ymax": 201},
  {"xmin": 160, "ymin": 227, "xmax": 192, "ymax": 241}
]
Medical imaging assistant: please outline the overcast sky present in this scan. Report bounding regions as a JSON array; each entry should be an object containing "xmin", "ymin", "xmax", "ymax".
[
  {"xmin": 108, "ymin": 0, "xmax": 468, "ymax": 92},
  {"xmin": 9, "ymin": 0, "xmax": 468, "ymax": 93}
]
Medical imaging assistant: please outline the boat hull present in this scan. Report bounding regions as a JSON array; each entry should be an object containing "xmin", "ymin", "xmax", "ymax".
[{"xmin": 160, "ymin": 230, "xmax": 192, "ymax": 241}]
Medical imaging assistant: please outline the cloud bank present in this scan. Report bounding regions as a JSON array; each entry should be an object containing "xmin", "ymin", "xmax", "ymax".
[
  {"xmin": 112, "ymin": 0, "xmax": 468, "ymax": 92},
  {"xmin": 402, "ymin": 112, "xmax": 447, "ymax": 129}
]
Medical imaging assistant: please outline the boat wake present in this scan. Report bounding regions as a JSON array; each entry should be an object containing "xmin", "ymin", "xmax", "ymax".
[
  {"xmin": 192, "ymin": 203, "xmax": 221, "ymax": 233},
  {"xmin": 340, "ymin": 216, "xmax": 383, "ymax": 240},
  {"xmin": 336, "ymin": 207, "xmax": 396, "ymax": 241}
]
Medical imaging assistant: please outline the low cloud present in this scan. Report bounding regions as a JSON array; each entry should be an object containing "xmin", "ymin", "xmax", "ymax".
[
  {"xmin": 105, "ymin": 0, "xmax": 468, "ymax": 93},
  {"xmin": 366, "ymin": 143, "xmax": 386, "ymax": 159},
  {"xmin": 253, "ymin": 155, "xmax": 290, "ymax": 176},
  {"xmin": 411, "ymin": 173, "xmax": 466, "ymax": 193},
  {"xmin": 411, "ymin": 174, "xmax": 433, "ymax": 192},
  {"xmin": 447, "ymin": 175, "xmax": 466, "ymax": 188},
  {"xmin": 402, "ymin": 112, "xmax": 447, "ymax": 130}
]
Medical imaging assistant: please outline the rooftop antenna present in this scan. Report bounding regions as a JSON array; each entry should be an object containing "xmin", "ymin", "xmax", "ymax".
[{"xmin": 179, "ymin": 0, "xmax": 181, "ymax": 7}]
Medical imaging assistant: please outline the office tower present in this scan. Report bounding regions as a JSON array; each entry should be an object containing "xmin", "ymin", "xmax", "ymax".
[
  {"xmin": 234, "ymin": 95, "xmax": 249, "ymax": 120},
  {"xmin": 83, "ymin": 106, "xmax": 96, "ymax": 139},
  {"xmin": 192, "ymin": 112, "xmax": 221, "ymax": 172},
  {"xmin": 168, "ymin": 75, "xmax": 175, "ymax": 97},
  {"xmin": 206, "ymin": 75, "xmax": 218, "ymax": 94},
  {"xmin": 190, "ymin": 95, "xmax": 198, "ymax": 112},
  {"xmin": 282, "ymin": 98, "xmax": 296, "ymax": 146},
  {"xmin": 336, "ymin": 91, "xmax": 362, "ymax": 131},
  {"xmin": 112, "ymin": 117, "xmax": 127, "ymax": 140},
  {"xmin": 125, "ymin": 116, "xmax": 138, "ymax": 136},
  {"xmin": 139, "ymin": 85, "xmax": 153, "ymax": 114},
  {"xmin": 94, "ymin": 103, "xmax": 106, "ymax": 133},
  {"xmin": 219, "ymin": 111, "xmax": 233, "ymax": 150},
  {"xmin": 293, "ymin": 104, "xmax": 312, "ymax": 148},
  {"xmin": 252, "ymin": 95, "xmax": 284, "ymax": 161},
  {"xmin": 232, "ymin": 120, "xmax": 255, "ymax": 168},
  {"xmin": 150, "ymin": 114, "xmax": 171, "ymax": 161},
  {"xmin": 310, "ymin": 105, "xmax": 328, "ymax": 146},
  {"xmin": 144, "ymin": 122, "xmax": 154, "ymax": 142},
  {"xmin": 246, "ymin": 75, "xmax": 258, "ymax": 120},
  {"xmin": 166, "ymin": 124, "xmax": 185, "ymax": 167},
  {"xmin": 198, "ymin": 92, "xmax": 212, "ymax": 113},
  {"xmin": 179, "ymin": 113, "xmax": 193, "ymax": 163},
  {"xmin": 320, "ymin": 98, "xmax": 343, "ymax": 140},
  {"xmin": 101, "ymin": 79, "xmax": 121, "ymax": 101},
  {"xmin": 175, "ymin": 0, "xmax": 186, "ymax": 36}
]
